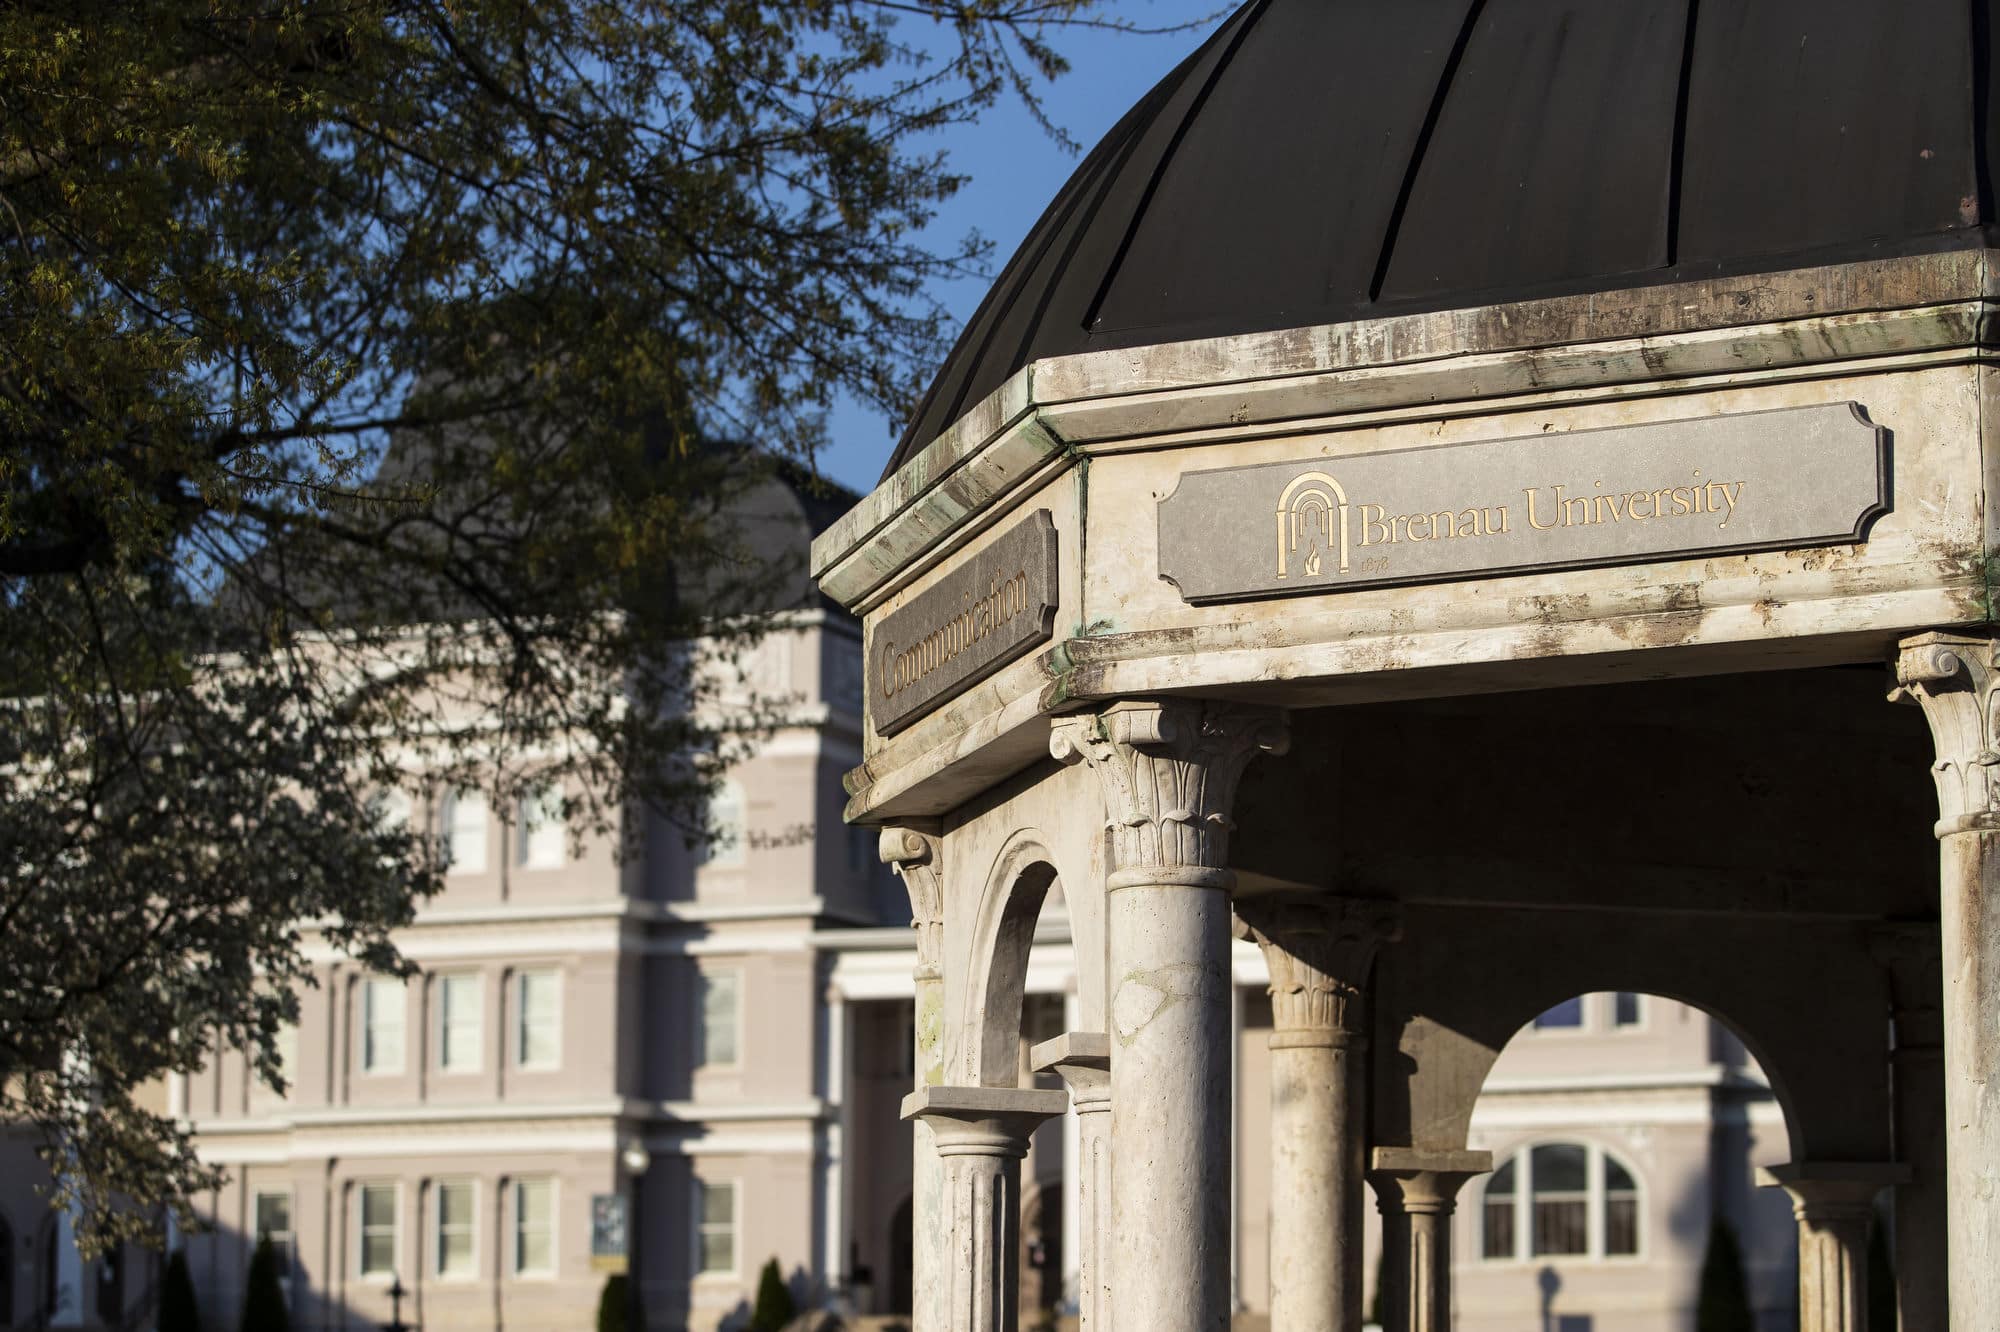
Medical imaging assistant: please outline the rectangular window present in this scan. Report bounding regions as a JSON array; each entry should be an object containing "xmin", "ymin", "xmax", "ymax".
[
  {"xmin": 700, "ymin": 783, "xmax": 745, "ymax": 868},
  {"xmin": 435, "ymin": 1180, "xmax": 476, "ymax": 1278},
  {"xmin": 362, "ymin": 979, "xmax": 406, "ymax": 1074},
  {"xmin": 696, "ymin": 972, "xmax": 740, "ymax": 1068},
  {"xmin": 255, "ymin": 1193, "xmax": 294, "ymax": 1278},
  {"xmin": 513, "ymin": 1179, "xmax": 554, "ymax": 1276},
  {"xmin": 445, "ymin": 789, "xmax": 489, "ymax": 873},
  {"xmin": 516, "ymin": 969, "xmax": 561, "ymax": 1069},
  {"xmin": 1613, "ymin": 992, "xmax": 1643, "ymax": 1027},
  {"xmin": 696, "ymin": 1181, "xmax": 736, "ymax": 1275},
  {"xmin": 437, "ymin": 974, "xmax": 483, "ymax": 1073},
  {"xmin": 517, "ymin": 784, "xmax": 564, "ymax": 868},
  {"xmin": 359, "ymin": 1184, "xmax": 398, "ymax": 1276}
]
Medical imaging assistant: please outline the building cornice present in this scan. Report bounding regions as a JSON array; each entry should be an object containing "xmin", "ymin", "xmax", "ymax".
[{"xmin": 811, "ymin": 249, "xmax": 1998, "ymax": 615}]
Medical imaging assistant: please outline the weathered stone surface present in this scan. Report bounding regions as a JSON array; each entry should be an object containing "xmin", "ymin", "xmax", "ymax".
[
  {"xmin": 1158, "ymin": 403, "xmax": 1887, "ymax": 604},
  {"xmin": 868, "ymin": 510, "xmax": 1057, "ymax": 736}
]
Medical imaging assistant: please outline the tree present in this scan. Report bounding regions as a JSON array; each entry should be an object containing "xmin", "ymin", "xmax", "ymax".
[
  {"xmin": 159, "ymin": 1249, "xmax": 202, "ymax": 1332},
  {"xmin": 750, "ymin": 1257, "xmax": 796, "ymax": 1331},
  {"xmin": 596, "ymin": 1272, "xmax": 630, "ymax": 1332},
  {"xmin": 0, "ymin": 0, "xmax": 1200, "ymax": 1250},
  {"xmin": 239, "ymin": 1235, "xmax": 289, "ymax": 1332},
  {"xmin": 1695, "ymin": 1217, "xmax": 1756, "ymax": 1332}
]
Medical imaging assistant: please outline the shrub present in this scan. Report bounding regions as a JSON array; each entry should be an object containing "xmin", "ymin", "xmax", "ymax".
[
  {"xmin": 159, "ymin": 1250, "xmax": 202, "ymax": 1332},
  {"xmin": 596, "ymin": 1272, "xmax": 631, "ymax": 1332},
  {"xmin": 748, "ymin": 1257, "xmax": 796, "ymax": 1332},
  {"xmin": 1695, "ymin": 1218, "xmax": 1756, "ymax": 1332},
  {"xmin": 239, "ymin": 1236, "xmax": 289, "ymax": 1332}
]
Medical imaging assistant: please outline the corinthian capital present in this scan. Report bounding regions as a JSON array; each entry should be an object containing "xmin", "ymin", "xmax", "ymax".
[
  {"xmin": 1050, "ymin": 700, "xmax": 1289, "ymax": 888},
  {"xmin": 879, "ymin": 822, "xmax": 943, "ymax": 978},
  {"xmin": 1891, "ymin": 632, "xmax": 2000, "ymax": 836},
  {"xmin": 1235, "ymin": 896, "xmax": 1402, "ymax": 1040}
]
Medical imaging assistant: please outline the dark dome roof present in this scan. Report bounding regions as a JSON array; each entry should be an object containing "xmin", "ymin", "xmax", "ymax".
[{"xmin": 891, "ymin": 0, "xmax": 2000, "ymax": 475}]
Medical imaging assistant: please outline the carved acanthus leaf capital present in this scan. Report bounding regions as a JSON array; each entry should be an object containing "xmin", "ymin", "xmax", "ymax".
[
  {"xmin": 879, "ymin": 822, "xmax": 943, "ymax": 978},
  {"xmin": 1235, "ymin": 896, "xmax": 1402, "ymax": 1038},
  {"xmin": 1050, "ymin": 700, "xmax": 1289, "ymax": 885},
  {"xmin": 1891, "ymin": 632, "xmax": 2000, "ymax": 836}
]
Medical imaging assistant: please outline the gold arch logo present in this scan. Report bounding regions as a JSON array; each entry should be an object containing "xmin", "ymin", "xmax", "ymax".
[{"xmin": 1275, "ymin": 471, "xmax": 1350, "ymax": 579}]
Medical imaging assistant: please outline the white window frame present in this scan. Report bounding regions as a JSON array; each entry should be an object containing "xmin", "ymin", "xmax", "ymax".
[
  {"xmin": 435, "ymin": 972, "xmax": 484, "ymax": 1075},
  {"xmin": 509, "ymin": 1177, "xmax": 558, "ymax": 1279},
  {"xmin": 696, "ymin": 970, "xmax": 742, "ymax": 1070},
  {"xmin": 514, "ymin": 968, "xmax": 563, "ymax": 1071},
  {"xmin": 691, "ymin": 1178, "xmax": 740, "ymax": 1279},
  {"xmin": 1478, "ymin": 1140, "xmax": 1644, "ymax": 1264},
  {"xmin": 432, "ymin": 1178, "xmax": 479, "ymax": 1281},
  {"xmin": 254, "ymin": 1190, "xmax": 295, "ymax": 1291},
  {"xmin": 261, "ymin": 1020, "xmax": 299, "ymax": 1096},
  {"xmin": 361, "ymin": 978, "xmax": 406, "ymax": 1075},
  {"xmin": 443, "ymin": 788, "xmax": 489, "ymax": 875},
  {"xmin": 356, "ymin": 1181, "xmax": 401, "ymax": 1281},
  {"xmin": 1611, "ymin": 991, "xmax": 1647, "ymax": 1029},
  {"xmin": 701, "ymin": 781, "xmax": 746, "ymax": 868},
  {"xmin": 516, "ymin": 783, "xmax": 565, "ymax": 869}
]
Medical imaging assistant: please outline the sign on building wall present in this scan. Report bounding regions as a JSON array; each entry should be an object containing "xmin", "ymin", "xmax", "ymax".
[
  {"xmin": 591, "ymin": 1194, "xmax": 628, "ymax": 1273},
  {"xmin": 1157, "ymin": 403, "xmax": 1888, "ymax": 604},
  {"xmin": 869, "ymin": 509, "xmax": 1058, "ymax": 735}
]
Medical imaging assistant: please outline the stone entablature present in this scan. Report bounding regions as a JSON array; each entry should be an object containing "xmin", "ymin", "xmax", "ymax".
[{"xmin": 812, "ymin": 250, "xmax": 1998, "ymax": 826}]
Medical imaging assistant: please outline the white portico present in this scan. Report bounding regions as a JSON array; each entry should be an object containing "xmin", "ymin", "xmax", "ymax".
[{"xmin": 812, "ymin": 5, "xmax": 2000, "ymax": 1330}]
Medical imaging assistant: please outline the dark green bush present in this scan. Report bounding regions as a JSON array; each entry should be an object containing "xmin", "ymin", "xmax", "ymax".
[
  {"xmin": 749, "ymin": 1257, "xmax": 795, "ymax": 1332},
  {"xmin": 1695, "ymin": 1218, "xmax": 1755, "ymax": 1332},
  {"xmin": 159, "ymin": 1250, "xmax": 202, "ymax": 1332},
  {"xmin": 596, "ymin": 1272, "xmax": 631, "ymax": 1332},
  {"xmin": 238, "ymin": 1236, "xmax": 289, "ymax": 1332}
]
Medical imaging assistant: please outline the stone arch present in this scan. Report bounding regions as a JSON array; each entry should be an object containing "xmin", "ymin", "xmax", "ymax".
[
  {"xmin": 955, "ymin": 829, "xmax": 1059, "ymax": 1087},
  {"xmin": 1373, "ymin": 908, "xmax": 1889, "ymax": 1165}
]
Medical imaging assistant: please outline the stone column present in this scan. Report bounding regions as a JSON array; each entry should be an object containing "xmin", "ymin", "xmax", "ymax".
[
  {"xmin": 904, "ymin": 1086, "xmax": 1070, "ymax": 1332},
  {"xmin": 1365, "ymin": 1149, "xmax": 1491, "ymax": 1332},
  {"xmin": 1759, "ymin": 1164, "xmax": 1908, "ymax": 1332},
  {"xmin": 1871, "ymin": 923, "xmax": 1948, "ymax": 1330},
  {"xmin": 883, "ymin": 823, "xmax": 947, "ymax": 1332},
  {"xmin": 1234, "ymin": 897, "xmax": 1401, "ymax": 1332},
  {"xmin": 1891, "ymin": 631, "xmax": 2000, "ymax": 1330},
  {"xmin": 1051, "ymin": 700, "xmax": 1289, "ymax": 1332},
  {"xmin": 1030, "ymin": 1032, "xmax": 1111, "ymax": 1332}
]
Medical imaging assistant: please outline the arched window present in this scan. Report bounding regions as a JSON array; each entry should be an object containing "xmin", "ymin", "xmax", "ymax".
[{"xmin": 1480, "ymin": 1141, "xmax": 1642, "ymax": 1261}]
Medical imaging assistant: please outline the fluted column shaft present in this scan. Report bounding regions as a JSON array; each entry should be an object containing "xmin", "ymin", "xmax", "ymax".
[
  {"xmin": 1031, "ymin": 1033, "xmax": 1111, "ymax": 1332},
  {"xmin": 1365, "ymin": 1150, "xmax": 1491, "ymax": 1332},
  {"xmin": 906, "ymin": 1087, "xmax": 1069, "ymax": 1332},
  {"xmin": 883, "ymin": 826, "xmax": 947, "ymax": 1332},
  {"xmin": 1892, "ymin": 632, "xmax": 2000, "ymax": 1330},
  {"xmin": 1237, "ymin": 898, "xmax": 1399, "ymax": 1332},
  {"xmin": 1052, "ymin": 700, "xmax": 1289, "ymax": 1332},
  {"xmin": 1761, "ymin": 1165, "xmax": 1906, "ymax": 1332}
]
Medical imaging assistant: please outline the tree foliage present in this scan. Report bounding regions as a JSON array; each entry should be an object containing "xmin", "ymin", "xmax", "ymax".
[{"xmin": 0, "ymin": 0, "xmax": 1194, "ymax": 1250}]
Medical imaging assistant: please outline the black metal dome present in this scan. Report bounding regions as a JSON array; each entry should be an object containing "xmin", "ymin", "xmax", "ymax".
[{"xmin": 891, "ymin": 0, "xmax": 2000, "ymax": 476}]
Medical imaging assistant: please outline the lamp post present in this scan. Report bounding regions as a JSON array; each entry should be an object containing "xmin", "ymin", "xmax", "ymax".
[
  {"xmin": 383, "ymin": 1275, "xmax": 410, "ymax": 1332},
  {"xmin": 621, "ymin": 1139, "xmax": 652, "ymax": 1331}
]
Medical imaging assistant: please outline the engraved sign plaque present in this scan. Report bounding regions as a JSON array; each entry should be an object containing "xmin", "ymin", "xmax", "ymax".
[
  {"xmin": 870, "ymin": 510, "xmax": 1058, "ymax": 736},
  {"xmin": 1157, "ymin": 404, "xmax": 1888, "ymax": 604}
]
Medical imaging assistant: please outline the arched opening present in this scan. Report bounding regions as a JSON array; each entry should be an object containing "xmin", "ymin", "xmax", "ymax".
[
  {"xmin": 1440, "ymin": 991, "xmax": 1802, "ymax": 1332},
  {"xmin": 887, "ymin": 1195, "xmax": 913, "ymax": 1316}
]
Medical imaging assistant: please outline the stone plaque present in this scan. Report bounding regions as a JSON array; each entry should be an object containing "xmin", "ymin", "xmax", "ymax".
[
  {"xmin": 1157, "ymin": 403, "xmax": 1888, "ymax": 604},
  {"xmin": 870, "ymin": 510, "xmax": 1058, "ymax": 735}
]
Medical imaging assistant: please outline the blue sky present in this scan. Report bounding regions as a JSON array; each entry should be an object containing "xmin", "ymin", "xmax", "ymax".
[{"xmin": 816, "ymin": 1, "xmax": 1230, "ymax": 493}]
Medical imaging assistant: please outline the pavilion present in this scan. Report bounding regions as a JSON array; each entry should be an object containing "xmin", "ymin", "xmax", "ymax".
[{"xmin": 809, "ymin": 3, "xmax": 2000, "ymax": 1329}]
